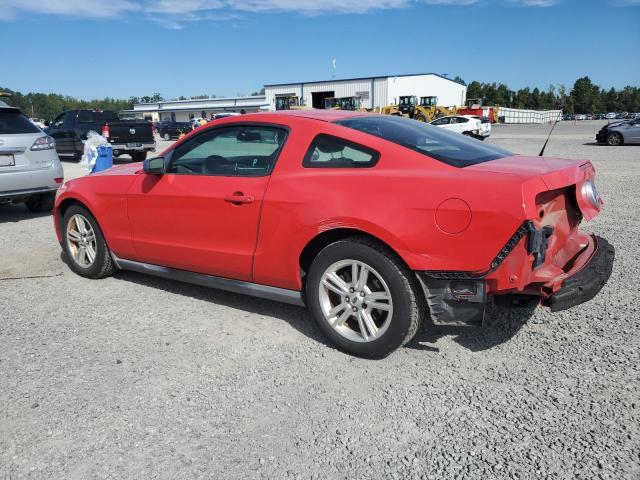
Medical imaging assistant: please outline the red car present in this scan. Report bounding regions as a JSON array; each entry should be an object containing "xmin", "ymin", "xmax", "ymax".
[{"xmin": 53, "ymin": 110, "xmax": 614, "ymax": 358}]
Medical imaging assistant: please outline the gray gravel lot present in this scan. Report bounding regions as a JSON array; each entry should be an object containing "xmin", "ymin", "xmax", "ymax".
[{"xmin": 1, "ymin": 121, "xmax": 639, "ymax": 479}]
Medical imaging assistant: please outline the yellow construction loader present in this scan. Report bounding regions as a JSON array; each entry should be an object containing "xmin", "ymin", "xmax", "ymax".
[{"xmin": 380, "ymin": 95, "xmax": 455, "ymax": 122}]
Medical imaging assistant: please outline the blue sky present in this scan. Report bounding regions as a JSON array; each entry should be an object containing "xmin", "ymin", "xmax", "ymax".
[{"xmin": 0, "ymin": 0, "xmax": 638, "ymax": 100}]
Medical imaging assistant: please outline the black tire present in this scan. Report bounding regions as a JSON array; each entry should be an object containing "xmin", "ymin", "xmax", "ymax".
[
  {"xmin": 414, "ymin": 113, "xmax": 427, "ymax": 122},
  {"xmin": 306, "ymin": 237, "xmax": 424, "ymax": 359},
  {"xmin": 25, "ymin": 192, "xmax": 55, "ymax": 213},
  {"xmin": 606, "ymin": 132, "xmax": 623, "ymax": 146},
  {"xmin": 462, "ymin": 131, "xmax": 473, "ymax": 137},
  {"xmin": 130, "ymin": 151, "xmax": 147, "ymax": 162},
  {"xmin": 61, "ymin": 204, "xmax": 116, "ymax": 279}
]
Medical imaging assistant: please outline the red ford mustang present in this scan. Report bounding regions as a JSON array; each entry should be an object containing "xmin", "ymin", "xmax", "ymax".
[{"xmin": 54, "ymin": 110, "xmax": 614, "ymax": 358}]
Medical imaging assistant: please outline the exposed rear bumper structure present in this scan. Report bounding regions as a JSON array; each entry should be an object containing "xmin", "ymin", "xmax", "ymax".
[
  {"xmin": 545, "ymin": 236, "xmax": 615, "ymax": 312},
  {"xmin": 417, "ymin": 233, "xmax": 615, "ymax": 326}
]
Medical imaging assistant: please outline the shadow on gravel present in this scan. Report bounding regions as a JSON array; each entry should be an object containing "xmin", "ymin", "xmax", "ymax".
[
  {"xmin": 111, "ymin": 269, "xmax": 538, "ymax": 355},
  {"xmin": 407, "ymin": 302, "xmax": 537, "ymax": 353},
  {"xmin": 112, "ymin": 269, "xmax": 331, "ymax": 346},
  {"xmin": 0, "ymin": 204, "xmax": 51, "ymax": 224}
]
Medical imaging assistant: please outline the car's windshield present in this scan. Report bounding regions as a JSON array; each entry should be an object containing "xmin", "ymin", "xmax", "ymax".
[
  {"xmin": 336, "ymin": 115, "xmax": 512, "ymax": 168},
  {"xmin": 0, "ymin": 110, "xmax": 41, "ymax": 134}
]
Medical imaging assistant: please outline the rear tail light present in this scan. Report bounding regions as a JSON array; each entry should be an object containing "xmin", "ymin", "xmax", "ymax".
[
  {"xmin": 30, "ymin": 136, "xmax": 56, "ymax": 150},
  {"xmin": 54, "ymin": 177, "xmax": 63, "ymax": 184},
  {"xmin": 102, "ymin": 123, "xmax": 110, "ymax": 138},
  {"xmin": 582, "ymin": 179, "xmax": 602, "ymax": 209}
]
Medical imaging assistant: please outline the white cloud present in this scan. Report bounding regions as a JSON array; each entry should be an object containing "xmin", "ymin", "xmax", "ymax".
[
  {"xmin": 510, "ymin": 0, "xmax": 560, "ymax": 6},
  {"xmin": 0, "ymin": 0, "xmax": 594, "ymax": 27},
  {"xmin": 0, "ymin": 0, "xmax": 138, "ymax": 19}
]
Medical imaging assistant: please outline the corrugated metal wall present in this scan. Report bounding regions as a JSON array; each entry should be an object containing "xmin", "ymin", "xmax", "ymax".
[{"xmin": 265, "ymin": 75, "xmax": 467, "ymax": 110}]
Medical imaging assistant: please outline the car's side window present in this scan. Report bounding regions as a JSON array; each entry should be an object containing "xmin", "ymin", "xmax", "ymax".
[
  {"xmin": 432, "ymin": 118, "xmax": 449, "ymax": 126},
  {"xmin": 303, "ymin": 134, "xmax": 379, "ymax": 168},
  {"xmin": 167, "ymin": 125, "xmax": 288, "ymax": 177}
]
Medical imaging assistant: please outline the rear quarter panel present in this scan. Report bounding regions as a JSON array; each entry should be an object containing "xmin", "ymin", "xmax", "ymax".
[{"xmin": 252, "ymin": 119, "xmax": 527, "ymax": 291}]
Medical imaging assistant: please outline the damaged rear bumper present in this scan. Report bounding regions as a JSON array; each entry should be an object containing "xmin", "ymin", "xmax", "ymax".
[
  {"xmin": 417, "ymin": 234, "xmax": 615, "ymax": 326},
  {"xmin": 544, "ymin": 236, "xmax": 615, "ymax": 312}
]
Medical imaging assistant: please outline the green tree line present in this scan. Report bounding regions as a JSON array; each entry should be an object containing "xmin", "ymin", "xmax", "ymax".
[
  {"xmin": 2, "ymin": 76, "xmax": 638, "ymax": 120},
  {"xmin": 465, "ymin": 76, "xmax": 640, "ymax": 114}
]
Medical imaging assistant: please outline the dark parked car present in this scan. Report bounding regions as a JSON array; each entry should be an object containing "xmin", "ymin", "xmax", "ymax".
[
  {"xmin": 46, "ymin": 110, "xmax": 155, "ymax": 161},
  {"xmin": 157, "ymin": 122, "xmax": 192, "ymax": 140},
  {"xmin": 596, "ymin": 118, "xmax": 640, "ymax": 145}
]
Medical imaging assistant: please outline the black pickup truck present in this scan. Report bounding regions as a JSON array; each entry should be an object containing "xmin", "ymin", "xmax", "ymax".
[{"xmin": 45, "ymin": 110, "xmax": 155, "ymax": 161}]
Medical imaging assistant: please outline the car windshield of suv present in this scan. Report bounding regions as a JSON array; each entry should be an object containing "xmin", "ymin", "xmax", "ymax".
[
  {"xmin": 337, "ymin": 115, "xmax": 511, "ymax": 168},
  {"xmin": 0, "ymin": 110, "xmax": 41, "ymax": 134}
]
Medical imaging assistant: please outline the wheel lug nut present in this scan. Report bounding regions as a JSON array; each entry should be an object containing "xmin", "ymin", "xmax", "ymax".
[
  {"xmin": 345, "ymin": 298, "xmax": 350, "ymax": 303},
  {"xmin": 352, "ymin": 307, "xmax": 358, "ymax": 312},
  {"xmin": 349, "ymin": 288, "xmax": 355, "ymax": 293},
  {"xmin": 359, "ymin": 292, "xmax": 365, "ymax": 297}
]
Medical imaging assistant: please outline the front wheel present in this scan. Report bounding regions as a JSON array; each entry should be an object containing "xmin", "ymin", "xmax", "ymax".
[
  {"xmin": 606, "ymin": 132, "xmax": 623, "ymax": 146},
  {"xmin": 306, "ymin": 237, "xmax": 423, "ymax": 359},
  {"xmin": 61, "ymin": 205, "xmax": 116, "ymax": 279}
]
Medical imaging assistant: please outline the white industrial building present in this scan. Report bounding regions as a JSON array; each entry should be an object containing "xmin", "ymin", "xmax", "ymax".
[
  {"xmin": 126, "ymin": 95, "xmax": 269, "ymax": 122},
  {"xmin": 264, "ymin": 73, "xmax": 467, "ymax": 110}
]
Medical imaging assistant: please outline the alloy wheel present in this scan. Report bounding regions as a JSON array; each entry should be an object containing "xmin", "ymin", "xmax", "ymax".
[
  {"xmin": 66, "ymin": 214, "xmax": 97, "ymax": 268},
  {"xmin": 318, "ymin": 259, "xmax": 393, "ymax": 343}
]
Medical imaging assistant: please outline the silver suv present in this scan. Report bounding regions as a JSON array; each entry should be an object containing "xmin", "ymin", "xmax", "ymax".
[{"xmin": 0, "ymin": 101, "xmax": 63, "ymax": 212}]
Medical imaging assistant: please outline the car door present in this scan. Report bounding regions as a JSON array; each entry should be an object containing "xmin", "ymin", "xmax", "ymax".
[
  {"xmin": 626, "ymin": 120, "xmax": 640, "ymax": 143},
  {"xmin": 126, "ymin": 124, "xmax": 289, "ymax": 281},
  {"xmin": 451, "ymin": 117, "xmax": 470, "ymax": 134},
  {"xmin": 47, "ymin": 112, "xmax": 76, "ymax": 157}
]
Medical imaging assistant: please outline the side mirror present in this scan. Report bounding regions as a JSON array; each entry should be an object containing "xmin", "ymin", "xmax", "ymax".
[{"xmin": 143, "ymin": 157, "xmax": 166, "ymax": 174}]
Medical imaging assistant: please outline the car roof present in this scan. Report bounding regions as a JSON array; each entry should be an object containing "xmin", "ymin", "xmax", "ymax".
[
  {"xmin": 0, "ymin": 100, "xmax": 20, "ymax": 113},
  {"xmin": 264, "ymin": 109, "xmax": 370, "ymax": 122}
]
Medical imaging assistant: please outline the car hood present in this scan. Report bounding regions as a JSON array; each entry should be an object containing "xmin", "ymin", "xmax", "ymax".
[
  {"xmin": 602, "ymin": 121, "xmax": 628, "ymax": 129},
  {"xmin": 467, "ymin": 155, "xmax": 592, "ymax": 190}
]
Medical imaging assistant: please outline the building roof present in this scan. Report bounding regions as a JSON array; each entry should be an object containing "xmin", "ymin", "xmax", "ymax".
[
  {"xmin": 264, "ymin": 72, "xmax": 465, "ymax": 88},
  {"xmin": 135, "ymin": 95, "xmax": 266, "ymax": 107}
]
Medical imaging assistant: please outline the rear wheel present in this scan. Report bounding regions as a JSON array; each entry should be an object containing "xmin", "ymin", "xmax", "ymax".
[
  {"xmin": 61, "ymin": 205, "xmax": 115, "ymax": 279},
  {"xmin": 306, "ymin": 237, "xmax": 423, "ymax": 359},
  {"xmin": 25, "ymin": 192, "xmax": 55, "ymax": 213},
  {"xmin": 414, "ymin": 113, "xmax": 428, "ymax": 122},
  {"xmin": 606, "ymin": 132, "xmax": 623, "ymax": 146}
]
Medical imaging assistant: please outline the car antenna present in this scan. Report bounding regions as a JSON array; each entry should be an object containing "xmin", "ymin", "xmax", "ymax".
[{"xmin": 539, "ymin": 117, "xmax": 561, "ymax": 157}]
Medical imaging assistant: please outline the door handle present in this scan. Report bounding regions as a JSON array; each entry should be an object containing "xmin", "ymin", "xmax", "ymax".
[{"xmin": 224, "ymin": 192, "xmax": 255, "ymax": 205}]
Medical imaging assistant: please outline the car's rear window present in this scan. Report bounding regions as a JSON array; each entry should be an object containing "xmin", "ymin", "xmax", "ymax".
[
  {"xmin": 336, "ymin": 115, "xmax": 511, "ymax": 168},
  {"xmin": 77, "ymin": 111, "xmax": 120, "ymax": 124},
  {"xmin": 0, "ymin": 111, "xmax": 41, "ymax": 134}
]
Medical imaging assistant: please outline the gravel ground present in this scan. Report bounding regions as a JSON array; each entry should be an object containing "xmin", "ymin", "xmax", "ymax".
[{"xmin": 1, "ymin": 121, "xmax": 639, "ymax": 479}]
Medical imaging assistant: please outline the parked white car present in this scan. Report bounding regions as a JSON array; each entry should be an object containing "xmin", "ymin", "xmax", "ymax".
[
  {"xmin": 605, "ymin": 112, "xmax": 617, "ymax": 120},
  {"xmin": 0, "ymin": 101, "xmax": 63, "ymax": 212},
  {"xmin": 29, "ymin": 117, "xmax": 46, "ymax": 129},
  {"xmin": 429, "ymin": 115, "xmax": 490, "ymax": 140}
]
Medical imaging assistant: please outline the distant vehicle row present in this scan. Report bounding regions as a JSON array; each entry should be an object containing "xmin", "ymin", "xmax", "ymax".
[{"xmin": 563, "ymin": 112, "xmax": 640, "ymax": 121}]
